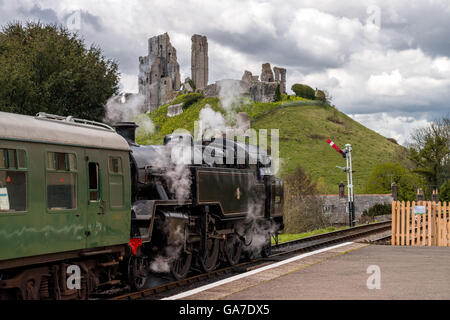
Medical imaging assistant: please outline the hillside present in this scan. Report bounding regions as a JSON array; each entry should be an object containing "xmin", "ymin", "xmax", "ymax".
[{"xmin": 136, "ymin": 94, "xmax": 404, "ymax": 194}]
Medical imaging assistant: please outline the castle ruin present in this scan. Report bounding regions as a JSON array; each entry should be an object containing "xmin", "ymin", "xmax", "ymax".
[
  {"xmin": 136, "ymin": 33, "xmax": 287, "ymax": 111},
  {"xmin": 138, "ymin": 33, "xmax": 181, "ymax": 111}
]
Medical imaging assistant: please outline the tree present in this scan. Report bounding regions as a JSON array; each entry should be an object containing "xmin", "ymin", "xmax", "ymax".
[
  {"xmin": 283, "ymin": 166, "xmax": 329, "ymax": 233},
  {"xmin": 0, "ymin": 21, "xmax": 119, "ymax": 121},
  {"xmin": 440, "ymin": 180, "xmax": 450, "ymax": 202},
  {"xmin": 273, "ymin": 83, "xmax": 281, "ymax": 102},
  {"xmin": 365, "ymin": 162, "xmax": 424, "ymax": 201},
  {"xmin": 315, "ymin": 89, "xmax": 333, "ymax": 104},
  {"xmin": 291, "ymin": 83, "xmax": 315, "ymax": 100},
  {"xmin": 408, "ymin": 116, "xmax": 450, "ymax": 195}
]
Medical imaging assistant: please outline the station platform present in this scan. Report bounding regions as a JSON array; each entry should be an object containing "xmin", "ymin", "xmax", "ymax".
[{"xmin": 169, "ymin": 243, "xmax": 450, "ymax": 300}]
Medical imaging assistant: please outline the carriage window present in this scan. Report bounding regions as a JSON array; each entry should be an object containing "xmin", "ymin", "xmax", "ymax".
[
  {"xmin": 88, "ymin": 163, "xmax": 100, "ymax": 202},
  {"xmin": 47, "ymin": 152, "xmax": 77, "ymax": 171},
  {"xmin": 46, "ymin": 152, "xmax": 77, "ymax": 210},
  {"xmin": 108, "ymin": 156, "xmax": 124, "ymax": 208},
  {"xmin": 0, "ymin": 148, "xmax": 27, "ymax": 212},
  {"xmin": 109, "ymin": 157, "xmax": 122, "ymax": 174}
]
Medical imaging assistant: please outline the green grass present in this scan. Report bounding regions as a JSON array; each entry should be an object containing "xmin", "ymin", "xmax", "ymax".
[
  {"xmin": 273, "ymin": 226, "xmax": 350, "ymax": 244},
  {"xmin": 136, "ymin": 96, "xmax": 405, "ymax": 193}
]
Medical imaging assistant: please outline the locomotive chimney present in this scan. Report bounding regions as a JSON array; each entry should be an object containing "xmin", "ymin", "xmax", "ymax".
[{"xmin": 114, "ymin": 122, "xmax": 138, "ymax": 144}]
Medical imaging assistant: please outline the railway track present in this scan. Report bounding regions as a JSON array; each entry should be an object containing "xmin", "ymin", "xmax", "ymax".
[{"xmin": 108, "ymin": 221, "xmax": 391, "ymax": 301}]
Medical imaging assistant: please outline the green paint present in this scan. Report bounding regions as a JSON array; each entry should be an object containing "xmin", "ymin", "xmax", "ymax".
[{"xmin": 0, "ymin": 139, "xmax": 131, "ymax": 261}]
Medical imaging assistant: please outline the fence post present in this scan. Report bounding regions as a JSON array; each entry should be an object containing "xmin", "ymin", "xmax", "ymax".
[
  {"xmin": 406, "ymin": 201, "xmax": 410, "ymax": 245},
  {"xmin": 391, "ymin": 201, "xmax": 396, "ymax": 246},
  {"xmin": 401, "ymin": 201, "xmax": 405, "ymax": 245},
  {"xmin": 411, "ymin": 201, "xmax": 416, "ymax": 246},
  {"xmin": 396, "ymin": 201, "xmax": 401, "ymax": 245},
  {"xmin": 422, "ymin": 202, "xmax": 427, "ymax": 246},
  {"xmin": 427, "ymin": 202, "xmax": 432, "ymax": 246},
  {"xmin": 438, "ymin": 202, "xmax": 442, "ymax": 246},
  {"xmin": 445, "ymin": 202, "xmax": 449, "ymax": 247}
]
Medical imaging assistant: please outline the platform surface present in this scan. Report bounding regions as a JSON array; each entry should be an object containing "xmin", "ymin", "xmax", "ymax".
[{"xmin": 178, "ymin": 244, "xmax": 450, "ymax": 300}]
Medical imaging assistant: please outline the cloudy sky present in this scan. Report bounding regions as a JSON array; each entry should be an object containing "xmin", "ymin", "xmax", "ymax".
[{"xmin": 1, "ymin": 0, "xmax": 449, "ymax": 145}]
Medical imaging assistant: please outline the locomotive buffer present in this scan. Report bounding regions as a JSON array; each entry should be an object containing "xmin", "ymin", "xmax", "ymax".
[{"xmin": 326, "ymin": 139, "xmax": 355, "ymax": 227}]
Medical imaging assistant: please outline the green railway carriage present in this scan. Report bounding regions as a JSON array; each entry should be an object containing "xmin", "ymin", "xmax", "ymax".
[{"xmin": 0, "ymin": 112, "xmax": 132, "ymax": 265}]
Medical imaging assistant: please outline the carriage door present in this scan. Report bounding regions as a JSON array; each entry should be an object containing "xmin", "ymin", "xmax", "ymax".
[{"xmin": 85, "ymin": 150, "xmax": 106, "ymax": 248}]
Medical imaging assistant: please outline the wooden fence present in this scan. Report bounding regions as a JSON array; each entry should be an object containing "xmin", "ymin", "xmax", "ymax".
[{"xmin": 391, "ymin": 201, "xmax": 450, "ymax": 246}]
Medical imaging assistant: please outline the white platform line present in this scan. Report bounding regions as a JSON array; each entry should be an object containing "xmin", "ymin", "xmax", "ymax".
[{"xmin": 162, "ymin": 241, "xmax": 354, "ymax": 300}]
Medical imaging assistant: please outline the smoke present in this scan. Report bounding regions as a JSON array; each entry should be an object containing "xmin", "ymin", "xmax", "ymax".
[
  {"xmin": 135, "ymin": 113, "xmax": 156, "ymax": 140},
  {"xmin": 217, "ymin": 79, "xmax": 250, "ymax": 125},
  {"xmin": 199, "ymin": 104, "xmax": 228, "ymax": 139},
  {"xmin": 218, "ymin": 80, "xmax": 244, "ymax": 113},
  {"xmin": 149, "ymin": 225, "xmax": 185, "ymax": 274},
  {"xmin": 149, "ymin": 142, "xmax": 192, "ymax": 204},
  {"xmin": 236, "ymin": 202, "xmax": 280, "ymax": 257},
  {"xmin": 104, "ymin": 93, "xmax": 146, "ymax": 123}
]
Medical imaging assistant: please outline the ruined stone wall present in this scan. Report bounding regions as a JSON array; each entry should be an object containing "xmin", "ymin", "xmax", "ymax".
[
  {"xmin": 191, "ymin": 34, "xmax": 209, "ymax": 90},
  {"xmin": 273, "ymin": 67, "xmax": 287, "ymax": 94},
  {"xmin": 240, "ymin": 63, "xmax": 286, "ymax": 102},
  {"xmin": 260, "ymin": 63, "xmax": 274, "ymax": 82},
  {"xmin": 138, "ymin": 33, "xmax": 181, "ymax": 111}
]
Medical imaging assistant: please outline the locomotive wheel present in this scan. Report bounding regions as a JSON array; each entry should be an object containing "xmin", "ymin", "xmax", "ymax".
[
  {"xmin": 199, "ymin": 238, "xmax": 220, "ymax": 273},
  {"xmin": 171, "ymin": 251, "xmax": 192, "ymax": 280},
  {"xmin": 224, "ymin": 234, "xmax": 242, "ymax": 266},
  {"xmin": 128, "ymin": 256, "xmax": 149, "ymax": 291}
]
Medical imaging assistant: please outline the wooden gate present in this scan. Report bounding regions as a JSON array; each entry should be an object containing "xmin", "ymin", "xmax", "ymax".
[{"xmin": 391, "ymin": 201, "xmax": 450, "ymax": 246}]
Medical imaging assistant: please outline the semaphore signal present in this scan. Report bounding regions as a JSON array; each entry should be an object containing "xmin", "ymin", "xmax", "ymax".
[
  {"xmin": 326, "ymin": 139, "xmax": 346, "ymax": 158},
  {"xmin": 325, "ymin": 138, "xmax": 355, "ymax": 227}
]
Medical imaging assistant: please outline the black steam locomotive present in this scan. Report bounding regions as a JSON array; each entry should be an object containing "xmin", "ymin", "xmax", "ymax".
[{"xmin": 117, "ymin": 122, "xmax": 284, "ymax": 289}]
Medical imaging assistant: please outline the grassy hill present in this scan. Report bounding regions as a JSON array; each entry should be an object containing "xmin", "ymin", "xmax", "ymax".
[{"xmin": 136, "ymin": 94, "xmax": 404, "ymax": 194}]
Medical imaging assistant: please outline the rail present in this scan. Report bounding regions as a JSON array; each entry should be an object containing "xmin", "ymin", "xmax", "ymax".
[{"xmin": 107, "ymin": 221, "xmax": 391, "ymax": 301}]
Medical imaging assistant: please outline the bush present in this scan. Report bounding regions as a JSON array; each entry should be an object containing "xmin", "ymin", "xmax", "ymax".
[
  {"xmin": 291, "ymin": 83, "xmax": 315, "ymax": 100},
  {"xmin": 170, "ymin": 92, "xmax": 203, "ymax": 110},
  {"xmin": 315, "ymin": 90, "xmax": 326, "ymax": 102},
  {"xmin": 362, "ymin": 203, "xmax": 392, "ymax": 218},
  {"xmin": 387, "ymin": 138, "xmax": 398, "ymax": 145},
  {"xmin": 273, "ymin": 84, "xmax": 281, "ymax": 102}
]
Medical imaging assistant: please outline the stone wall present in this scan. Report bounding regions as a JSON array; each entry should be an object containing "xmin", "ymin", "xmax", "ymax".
[
  {"xmin": 240, "ymin": 63, "xmax": 287, "ymax": 102},
  {"xmin": 321, "ymin": 194, "xmax": 394, "ymax": 224},
  {"xmin": 138, "ymin": 33, "xmax": 181, "ymax": 112}
]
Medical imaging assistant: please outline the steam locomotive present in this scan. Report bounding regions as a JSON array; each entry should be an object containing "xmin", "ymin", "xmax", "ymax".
[{"xmin": 0, "ymin": 111, "xmax": 283, "ymax": 299}]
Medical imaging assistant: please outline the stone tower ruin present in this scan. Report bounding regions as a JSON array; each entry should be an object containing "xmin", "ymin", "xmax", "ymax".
[
  {"xmin": 191, "ymin": 34, "xmax": 209, "ymax": 90},
  {"xmin": 273, "ymin": 67, "xmax": 287, "ymax": 94},
  {"xmin": 138, "ymin": 33, "xmax": 181, "ymax": 111}
]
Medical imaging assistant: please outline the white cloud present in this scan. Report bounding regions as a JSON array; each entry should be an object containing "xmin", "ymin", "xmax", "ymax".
[
  {"xmin": 367, "ymin": 69, "xmax": 404, "ymax": 96},
  {"xmin": 1, "ymin": 0, "xmax": 449, "ymax": 142},
  {"xmin": 350, "ymin": 113, "xmax": 430, "ymax": 146}
]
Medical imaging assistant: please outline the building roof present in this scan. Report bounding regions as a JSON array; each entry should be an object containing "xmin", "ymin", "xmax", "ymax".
[{"xmin": 0, "ymin": 111, "xmax": 130, "ymax": 151}]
